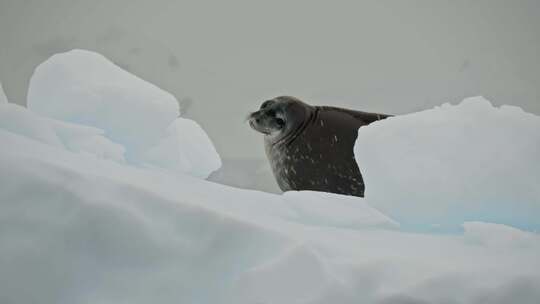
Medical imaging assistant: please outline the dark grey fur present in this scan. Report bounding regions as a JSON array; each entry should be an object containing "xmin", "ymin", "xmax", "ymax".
[{"xmin": 248, "ymin": 96, "xmax": 391, "ymax": 197}]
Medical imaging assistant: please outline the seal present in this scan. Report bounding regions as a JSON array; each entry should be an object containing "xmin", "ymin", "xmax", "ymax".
[{"xmin": 248, "ymin": 96, "xmax": 391, "ymax": 197}]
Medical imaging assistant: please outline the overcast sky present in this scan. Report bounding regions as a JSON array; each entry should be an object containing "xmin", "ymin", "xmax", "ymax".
[{"xmin": 1, "ymin": 0, "xmax": 539, "ymax": 163}]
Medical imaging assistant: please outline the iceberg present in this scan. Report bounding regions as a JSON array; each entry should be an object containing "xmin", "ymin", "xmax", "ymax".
[
  {"xmin": 140, "ymin": 118, "xmax": 221, "ymax": 179},
  {"xmin": 27, "ymin": 49, "xmax": 179, "ymax": 149},
  {"xmin": 26, "ymin": 49, "xmax": 220, "ymax": 177},
  {"xmin": 355, "ymin": 97, "xmax": 540, "ymax": 231}
]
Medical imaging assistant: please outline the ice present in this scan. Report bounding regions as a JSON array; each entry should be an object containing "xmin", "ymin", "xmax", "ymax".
[
  {"xmin": 0, "ymin": 103, "xmax": 125, "ymax": 162},
  {"xmin": 1, "ymin": 114, "xmax": 539, "ymax": 304},
  {"xmin": 0, "ymin": 82, "xmax": 7, "ymax": 104},
  {"xmin": 463, "ymin": 221, "xmax": 540, "ymax": 248},
  {"xmin": 208, "ymin": 157, "xmax": 281, "ymax": 194},
  {"xmin": 282, "ymin": 191, "xmax": 399, "ymax": 229},
  {"xmin": 50, "ymin": 119, "xmax": 126, "ymax": 162},
  {"xmin": 230, "ymin": 244, "xmax": 335, "ymax": 303},
  {"xmin": 355, "ymin": 97, "xmax": 540, "ymax": 231},
  {"xmin": 140, "ymin": 118, "xmax": 222, "ymax": 178},
  {"xmin": 2, "ymin": 51, "xmax": 539, "ymax": 303},
  {"xmin": 27, "ymin": 49, "xmax": 179, "ymax": 150},
  {"xmin": 26, "ymin": 49, "xmax": 221, "ymax": 177},
  {"xmin": 0, "ymin": 103, "xmax": 64, "ymax": 147}
]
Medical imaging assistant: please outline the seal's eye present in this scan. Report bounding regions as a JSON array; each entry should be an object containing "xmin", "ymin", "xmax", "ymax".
[{"xmin": 276, "ymin": 118, "xmax": 285, "ymax": 128}]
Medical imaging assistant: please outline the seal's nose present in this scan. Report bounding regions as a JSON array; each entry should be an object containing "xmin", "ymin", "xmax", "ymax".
[
  {"xmin": 249, "ymin": 110, "xmax": 262, "ymax": 123},
  {"xmin": 246, "ymin": 110, "xmax": 258, "ymax": 123}
]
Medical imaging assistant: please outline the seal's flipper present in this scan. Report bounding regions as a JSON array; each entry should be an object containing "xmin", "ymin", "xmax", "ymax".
[{"xmin": 319, "ymin": 106, "xmax": 392, "ymax": 125}]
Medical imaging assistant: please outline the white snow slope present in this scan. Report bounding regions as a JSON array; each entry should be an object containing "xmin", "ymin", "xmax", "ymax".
[{"xmin": 1, "ymin": 51, "xmax": 539, "ymax": 304}]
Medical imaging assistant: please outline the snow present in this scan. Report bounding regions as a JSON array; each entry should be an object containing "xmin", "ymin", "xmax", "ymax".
[
  {"xmin": 282, "ymin": 191, "xmax": 398, "ymax": 230},
  {"xmin": 140, "ymin": 118, "xmax": 222, "ymax": 179},
  {"xmin": 27, "ymin": 49, "xmax": 179, "ymax": 149},
  {"xmin": 463, "ymin": 221, "xmax": 539, "ymax": 248},
  {"xmin": 0, "ymin": 102, "xmax": 125, "ymax": 162},
  {"xmin": 355, "ymin": 97, "xmax": 540, "ymax": 232},
  {"xmin": 1, "ymin": 127, "xmax": 539, "ymax": 304},
  {"xmin": 1, "ymin": 52, "xmax": 539, "ymax": 303},
  {"xmin": 50, "ymin": 119, "xmax": 126, "ymax": 162},
  {"xmin": 0, "ymin": 103, "xmax": 64, "ymax": 148},
  {"xmin": 208, "ymin": 157, "xmax": 281, "ymax": 194},
  {"xmin": 26, "ymin": 49, "xmax": 221, "ymax": 177}
]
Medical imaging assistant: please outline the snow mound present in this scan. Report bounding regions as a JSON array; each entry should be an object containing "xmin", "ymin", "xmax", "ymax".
[
  {"xmin": 140, "ymin": 118, "xmax": 221, "ymax": 179},
  {"xmin": 0, "ymin": 103, "xmax": 64, "ymax": 148},
  {"xmin": 26, "ymin": 49, "xmax": 220, "ymax": 177},
  {"xmin": 0, "ymin": 103, "xmax": 125, "ymax": 162},
  {"xmin": 355, "ymin": 96, "xmax": 540, "ymax": 231},
  {"xmin": 50, "ymin": 119, "xmax": 126, "ymax": 162},
  {"xmin": 0, "ymin": 82, "xmax": 7, "ymax": 104},
  {"xmin": 463, "ymin": 221, "xmax": 540, "ymax": 248},
  {"xmin": 27, "ymin": 49, "xmax": 179, "ymax": 148},
  {"xmin": 282, "ymin": 191, "xmax": 399, "ymax": 229},
  {"xmin": 1, "ymin": 127, "xmax": 539, "ymax": 304}
]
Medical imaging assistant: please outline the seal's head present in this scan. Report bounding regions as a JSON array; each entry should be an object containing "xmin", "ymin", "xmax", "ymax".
[{"xmin": 248, "ymin": 96, "xmax": 312, "ymax": 142}]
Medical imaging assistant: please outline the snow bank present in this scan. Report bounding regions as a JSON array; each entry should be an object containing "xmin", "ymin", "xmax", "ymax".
[
  {"xmin": 140, "ymin": 118, "xmax": 221, "ymax": 179},
  {"xmin": 50, "ymin": 119, "xmax": 126, "ymax": 162},
  {"xmin": 0, "ymin": 103, "xmax": 125, "ymax": 162},
  {"xmin": 463, "ymin": 221, "xmax": 540, "ymax": 248},
  {"xmin": 26, "ymin": 49, "xmax": 220, "ymax": 177},
  {"xmin": 1, "ymin": 97, "xmax": 540, "ymax": 303},
  {"xmin": 282, "ymin": 191, "xmax": 398, "ymax": 229},
  {"xmin": 0, "ymin": 103, "xmax": 64, "ymax": 148},
  {"xmin": 355, "ymin": 97, "xmax": 540, "ymax": 231}
]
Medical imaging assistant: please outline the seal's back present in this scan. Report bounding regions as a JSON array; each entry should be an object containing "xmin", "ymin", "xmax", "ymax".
[{"xmin": 266, "ymin": 106, "xmax": 391, "ymax": 197}]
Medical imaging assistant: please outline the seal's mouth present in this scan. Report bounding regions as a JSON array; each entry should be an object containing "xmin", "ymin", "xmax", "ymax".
[
  {"xmin": 247, "ymin": 112, "xmax": 270, "ymax": 135},
  {"xmin": 247, "ymin": 110, "xmax": 284, "ymax": 135}
]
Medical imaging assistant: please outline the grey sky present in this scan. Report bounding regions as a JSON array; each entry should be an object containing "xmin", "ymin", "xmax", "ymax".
[{"xmin": 1, "ymin": 0, "xmax": 539, "ymax": 163}]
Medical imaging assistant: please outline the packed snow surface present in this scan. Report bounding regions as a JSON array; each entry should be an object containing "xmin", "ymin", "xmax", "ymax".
[
  {"xmin": 355, "ymin": 96, "xmax": 540, "ymax": 232},
  {"xmin": 0, "ymin": 103, "xmax": 125, "ymax": 162},
  {"xmin": 1, "ymin": 52, "xmax": 539, "ymax": 303},
  {"xmin": 26, "ymin": 49, "xmax": 220, "ymax": 177},
  {"xmin": 140, "ymin": 118, "xmax": 221, "ymax": 179},
  {"xmin": 2, "ymin": 122, "xmax": 540, "ymax": 304}
]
